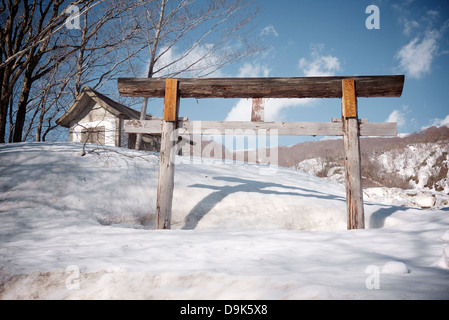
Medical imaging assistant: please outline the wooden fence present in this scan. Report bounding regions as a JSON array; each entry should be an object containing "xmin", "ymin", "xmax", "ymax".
[{"xmin": 117, "ymin": 75, "xmax": 405, "ymax": 230}]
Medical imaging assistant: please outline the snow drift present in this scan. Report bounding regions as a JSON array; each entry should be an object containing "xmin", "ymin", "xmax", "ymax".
[{"xmin": 0, "ymin": 142, "xmax": 448, "ymax": 300}]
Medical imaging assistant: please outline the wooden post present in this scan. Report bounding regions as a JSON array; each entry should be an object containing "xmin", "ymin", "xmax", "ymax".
[
  {"xmin": 251, "ymin": 98, "xmax": 264, "ymax": 122},
  {"xmin": 342, "ymin": 79, "xmax": 365, "ymax": 230},
  {"xmin": 155, "ymin": 79, "xmax": 179, "ymax": 229}
]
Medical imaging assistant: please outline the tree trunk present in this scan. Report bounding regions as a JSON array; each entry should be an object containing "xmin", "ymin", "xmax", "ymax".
[
  {"xmin": 136, "ymin": 0, "xmax": 167, "ymax": 150},
  {"xmin": 12, "ymin": 66, "xmax": 34, "ymax": 142}
]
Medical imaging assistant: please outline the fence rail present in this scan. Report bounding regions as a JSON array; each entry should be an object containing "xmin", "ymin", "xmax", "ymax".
[{"xmin": 124, "ymin": 119, "xmax": 397, "ymax": 136}]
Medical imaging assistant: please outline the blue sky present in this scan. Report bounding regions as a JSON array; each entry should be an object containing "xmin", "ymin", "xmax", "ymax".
[{"xmin": 147, "ymin": 0, "xmax": 449, "ymax": 146}]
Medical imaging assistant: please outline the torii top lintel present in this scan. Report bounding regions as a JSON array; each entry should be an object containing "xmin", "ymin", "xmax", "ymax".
[{"xmin": 117, "ymin": 75, "xmax": 404, "ymax": 99}]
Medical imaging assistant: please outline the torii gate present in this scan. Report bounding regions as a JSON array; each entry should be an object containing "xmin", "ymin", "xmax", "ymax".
[{"xmin": 117, "ymin": 75, "xmax": 405, "ymax": 230}]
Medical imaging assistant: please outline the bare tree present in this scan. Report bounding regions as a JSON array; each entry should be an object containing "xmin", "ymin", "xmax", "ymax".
[
  {"xmin": 134, "ymin": 0, "xmax": 261, "ymax": 150},
  {"xmin": 0, "ymin": 0, "xmax": 97, "ymax": 143},
  {"xmin": 1, "ymin": 0, "xmax": 261, "ymax": 145},
  {"xmin": 71, "ymin": 0, "xmax": 147, "ymax": 96},
  {"xmin": 1, "ymin": 0, "xmax": 148, "ymax": 143},
  {"xmin": 29, "ymin": 0, "xmax": 147, "ymax": 142}
]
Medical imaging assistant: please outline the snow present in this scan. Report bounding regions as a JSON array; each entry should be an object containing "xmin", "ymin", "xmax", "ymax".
[
  {"xmin": 441, "ymin": 231, "xmax": 449, "ymax": 242},
  {"xmin": 377, "ymin": 142, "xmax": 449, "ymax": 192},
  {"xmin": 433, "ymin": 246, "xmax": 449, "ymax": 270},
  {"xmin": 1, "ymin": 142, "xmax": 449, "ymax": 300},
  {"xmin": 294, "ymin": 141, "xmax": 449, "ymax": 193},
  {"xmin": 381, "ymin": 261, "xmax": 409, "ymax": 275},
  {"xmin": 363, "ymin": 188, "xmax": 449, "ymax": 210}
]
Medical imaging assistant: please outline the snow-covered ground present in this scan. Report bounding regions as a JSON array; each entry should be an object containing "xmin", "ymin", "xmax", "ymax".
[{"xmin": 0, "ymin": 142, "xmax": 448, "ymax": 300}]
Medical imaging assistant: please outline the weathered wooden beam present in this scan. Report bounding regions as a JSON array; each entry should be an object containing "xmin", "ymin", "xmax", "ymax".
[
  {"xmin": 156, "ymin": 79, "xmax": 179, "ymax": 230},
  {"xmin": 360, "ymin": 122, "xmax": 397, "ymax": 136},
  {"xmin": 342, "ymin": 79, "xmax": 365, "ymax": 230},
  {"xmin": 117, "ymin": 75, "xmax": 405, "ymax": 99},
  {"xmin": 124, "ymin": 119, "xmax": 397, "ymax": 137}
]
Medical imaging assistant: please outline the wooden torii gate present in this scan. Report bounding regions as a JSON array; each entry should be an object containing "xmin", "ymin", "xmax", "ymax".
[{"xmin": 117, "ymin": 75, "xmax": 405, "ymax": 230}]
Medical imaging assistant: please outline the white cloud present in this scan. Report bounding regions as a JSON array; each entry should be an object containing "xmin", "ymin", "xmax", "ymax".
[
  {"xmin": 426, "ymin": 10, "xmax": 439, "ymax": 18},
  {"xmin": 237, "ymin": 63, "xmax": 270, "ymax": 78},
  {"xmin": 394, "ymin": 1, "xmax": 439, "ymax": 36},
  {"xmin": 298, "ymin": 44, "xmax": 341, "ymax": 76},
  {"xmin": 385, "ymin": 106, "xmax": 409, "ymax": 128},
  {"xmin": 226, "ymin": 61, "xmax": 314, "ymax": 121},
  {"xmin": 403, "ymin": 20, "xmax": 420, "ymax": 36},
  {"xmin": 225, "ymin": 98, "xmax": 314, "ymax": 121},
  {"xmin": 430, "ymin": 114, "xmax": 449, "ymax": 127},
  {"xmin": 260, "ymin": 25, "xmax": 278, "ymax": 37},
  {"xmin": 152, "ymin": 44, "xmax": 227, "ymax": 78},
  {"xmin": 225, "ymin": 99, "xmax": 252, "ymax": 121},
  {"xmin": 395, "ymin": 30, "xmax": 439, "ymax": 79},
  {"xmin": 386, "ymin": 110, "xmax": 406, "ymax": 128}
]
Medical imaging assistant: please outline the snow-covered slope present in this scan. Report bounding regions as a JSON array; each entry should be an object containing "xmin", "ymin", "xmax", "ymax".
[
  {"xmin": 376, "ymin": 142, "xmax": 449, "ymax": 192},
  {"xmin": 1, "ymin": 142, "xmax": 448, "ymax": 300},
  {"xmin": 289, "ymin": 125, "xmax": 449, "ymax": 193},
  {"xmin": 295, "ymin": 140, "xmax": 449, "ymax": 194}
]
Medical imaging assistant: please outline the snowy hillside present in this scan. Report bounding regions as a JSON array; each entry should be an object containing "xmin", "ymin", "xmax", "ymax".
[
  {"xmin": 296, "ymin": 141, "xmax": 449, "ymax": 194},
  {"xmin": 293, "ymin": 126, "xmax": 449, "ymax": 193},
  {"xmin": 1, "ymin": 142, "xmax": 449, "ymax": 300}
]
